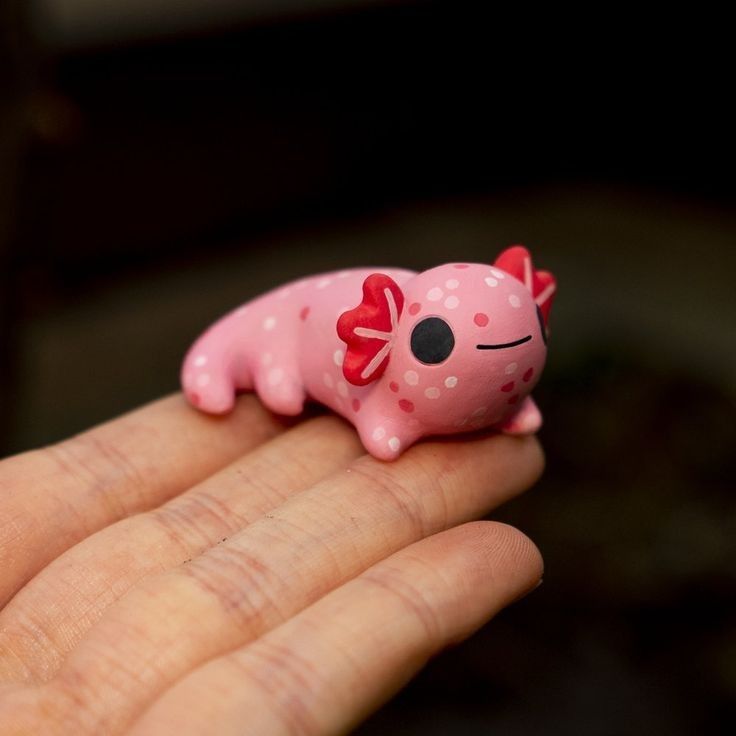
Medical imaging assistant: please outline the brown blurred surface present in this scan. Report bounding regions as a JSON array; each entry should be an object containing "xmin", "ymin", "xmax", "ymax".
[{"xmin": 1, "ymin": 2, "xmax": 735, "ymax": 733}]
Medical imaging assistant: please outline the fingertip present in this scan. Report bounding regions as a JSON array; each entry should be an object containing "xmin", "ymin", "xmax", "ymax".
[
  {"xmin": 451, "ymin": 520, "xmax": 544, "ymax": 586},
  {"xmin": 484, "ymin": 520, "xmax": 544, "ymax": 588}
]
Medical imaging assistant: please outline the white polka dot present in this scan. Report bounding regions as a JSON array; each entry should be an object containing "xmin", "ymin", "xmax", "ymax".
[
  {"xmin": 484, "ymin": 276, "xmax": 498, "ymax": 288},
  {"xmin": 337, "ymin": 381, "xmax": 348, "ymax": 397},
  {"xmin": 404, "ymin": 370, "xmax": 419, "ymax": 386},
  {"xmin": 323, "ymin": 372, "xmax": 334, "ymax": 388},
  {"xmin": 196, "ymin": 373, "xmax": 210, "ymax": 387},
  {"xmin": 277, "ymin": 288, "xmax": 291, "ymax": 300},
  {"xmin": 388, "ymin": 436, "xmax": 401, "ymax": 452},
  {"xmin": 263, "ymin": 316, "xmax": 277, "ymax": 331},
  {"xmin": 294, "ymin": 280, "xmax": 308, "ymax": 290},
  {"xmin": 444, "ymin": 376, "xmax": 458, "ymax": 388},
  {"xmin": 427, "ymin": 287, "xmax": 443, "ymax": 301},
  {"xmin": 425, "ymin": 387, "xmax": 441, "ymax": 399},
  {"xmin": 261, "ymin": 352, "xmax": 273, "ymax": 366},
  {"xmin": 445, "ymin": 278, "xmax": 459, "ymax": 290},
  {"xmin": 193, "ymin": 355, "xmax": 207, "ymax": 367},
  {"xmin": 472, "ymin": 406, "xmax": 487, "ymax": 418},
  {"xmin": 490, "ymin": 268, "xmax": 506, "ymax": 279},
  {"xmin": 333, "ymin": 349, "xmax": 344, "ymax": 366},
  {"xmin": 316, "ymin": 278, "xmax": 332, "ymax": 289},
  {"xmin": 372, "ymin": 427, "xmax": 386, "ymax": 441},
  {"xmin": 337, "ymin": 270, "xmax": 351, "ymax": 279},
  {"xmin": 505, "ymin": 362, "xmax": 518, "ymax": 374},
  {"xmin": 444, "ymin": 295, "xmax": 459, "ymax": 309},
  {"xmin": 455, "ymin": 417, "xmax": 468, "ymax": 427},
  {"xmin": 508, "ymin": 294, "xmax": 521, "ymax": 308},
  {"xmin": 267, "ymin": 367, "xmax": 284, "ymax": 386}
]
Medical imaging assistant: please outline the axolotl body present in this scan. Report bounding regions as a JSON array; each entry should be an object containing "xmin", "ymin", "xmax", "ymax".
[{"xmin": 181, "ymin": 245, "xmax": 556, "ymax": 460}]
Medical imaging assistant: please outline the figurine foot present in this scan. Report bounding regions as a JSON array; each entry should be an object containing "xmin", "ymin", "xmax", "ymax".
[
  {"xmin": 356, "ymin": 416, "xmax": 420, "ymax": 461},
  {"xmin": 253, "ymin": 369, "xmax": 306, "ymax": 416},
  {"xmin": 500, "ymin": 396, "xmax": 542, "ymax": 435},
  {"xmin": 181, "ymin": 351, "xmax": 243, "ymax": 414}
]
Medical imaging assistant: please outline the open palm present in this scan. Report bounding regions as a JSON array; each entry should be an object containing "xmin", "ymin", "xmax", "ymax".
[{"xmin": 0, "ymin": 394, "xmax": 543, "ymax": 735}]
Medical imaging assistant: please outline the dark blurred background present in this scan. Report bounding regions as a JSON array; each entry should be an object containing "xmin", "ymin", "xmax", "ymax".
[{"xmin": 1, "ymin": 1, "xmax": 734, "ymax": 733}]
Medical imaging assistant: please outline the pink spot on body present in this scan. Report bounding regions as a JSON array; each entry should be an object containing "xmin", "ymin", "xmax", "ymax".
[
  {"xmin": 408, "ymin": 302, "xmax": 421, "ymax": 315},
  {"xmin": 300, "ymin": 306, "xmax": 310, "ymax": 321},
  {"xmin": 473, "ymin": 312, "xmax": 489, "ymax": 327},
  {"xmin": 508, "ymin": 394, "xmax": 520, "ymax": 405},
  {"xmin": 190, "ymin": 392, "xmax": 200, "ymax": 406},
  {"xmin": 501, "ymin": 381, "xmax": 515, "ymax": 392},
  {"xmin": 352, "ymin": 398, "xmax": 361, "ymax": 412},
  {"xmin": 399, "ymin": 399, "xmax": 415, "ymax": 413},
  {"xmin": 523, "ymin": 367, "xmax": 534, "ymax": 382},
  {"xmin": 389, "ymin": 381, "xmax": 399, "ymax": 393}
]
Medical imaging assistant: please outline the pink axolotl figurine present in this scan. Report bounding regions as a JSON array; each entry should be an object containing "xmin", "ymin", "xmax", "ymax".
[{"xmin": 181, "ymin": 245, "xmax": 556, "ymax": 460}]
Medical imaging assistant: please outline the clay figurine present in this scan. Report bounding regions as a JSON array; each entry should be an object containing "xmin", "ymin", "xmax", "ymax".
[{"xmin": 181, "ymin": 245, "xmax": 556, "ymax": 460}]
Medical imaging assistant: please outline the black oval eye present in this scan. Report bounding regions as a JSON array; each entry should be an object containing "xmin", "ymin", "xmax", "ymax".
[
  {"xmin": 536, "ymin": 305, "xmax": 548, "ymax": 346},
  {"xmin": 410, "ymin": 317, "xmax": 455, "ymax": 364}
]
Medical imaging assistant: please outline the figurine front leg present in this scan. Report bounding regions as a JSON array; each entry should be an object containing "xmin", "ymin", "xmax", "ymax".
[{"xmin": 354, "ymin": 406, "xmax": 422, "ymax": 461}]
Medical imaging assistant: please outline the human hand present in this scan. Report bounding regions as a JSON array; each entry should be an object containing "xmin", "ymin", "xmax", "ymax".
[{"xmin": 0, "ymin": 394, "xmax": 543, "ymax": 735}]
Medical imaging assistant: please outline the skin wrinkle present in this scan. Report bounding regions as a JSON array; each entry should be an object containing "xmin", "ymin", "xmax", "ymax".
[
  {"xmin": 360, "ymin": 568, "xmax": 445, "ymax": 643},
  {"xmin": 409, "ymin": 451, "xmax": 453, "ymax": 531},
  {"xmin": 238, "ymin": 639, "xmax": 324, "ymax": 736},
  {"xmin": 151, "ymin": 491, "xmax": 247, "ymax": 553},
  {"xmin": 80, "ymin": 431, "xmax": 153, "ymax": 512},
  {"xmin": 50, "ymin": 582, "xmax": 195, "ymax": 731},
  {"xmin": 181, "ymin": 542, "xmax": 282, "ymax": 627},
  {"xmin": 307, "ymin": 492, "xmax": 372, "ymax": 572},
  {"xmin": 49, "ymin": 641, "xmax": 162, "ymax": 736},
  {"xmin": 0, "ymin": 550, "xmax": 132, "ymax": 686},
  {"xmin": 54, "ymin": 434, "xmax": 145, "ymax": 520},
  {"xmin": 347, "ymin": 461, "xmax": 431, "ymax": 540},
  {"xmin": 44, "ymin": 442, "xmax": 125, "ymax": 525},
  {"xmin": 258, "ymin": 507, "xmax": 350, "ymax": 583}
]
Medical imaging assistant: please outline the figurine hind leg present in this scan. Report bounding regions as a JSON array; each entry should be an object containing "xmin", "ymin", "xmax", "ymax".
[
  {"xmin": 181, "ymin": 330, "xmax": 252, "ymax": 414},
  {"xmin": 182, "ymin": 306, "xmax": 306, "ymax": 416},
  {"xmin": 250, "ymin": 356, "xmax": 306, "ymax": 416}
]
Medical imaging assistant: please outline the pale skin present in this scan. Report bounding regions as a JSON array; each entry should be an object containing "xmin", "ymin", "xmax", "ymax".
[{"xmin": 0, "ymin": 393, "xmax": 544, "ymax": 735}]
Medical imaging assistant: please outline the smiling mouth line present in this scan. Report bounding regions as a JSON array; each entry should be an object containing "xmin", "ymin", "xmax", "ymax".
[{"xmin": 476, "ymin": 335, "xmax": 532, "ymax": 350}]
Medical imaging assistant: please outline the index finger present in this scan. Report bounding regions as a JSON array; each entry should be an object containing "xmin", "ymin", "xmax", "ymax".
[{"xmin": 0, "ymin": 393, "xmax": 285, "ymax": 607}]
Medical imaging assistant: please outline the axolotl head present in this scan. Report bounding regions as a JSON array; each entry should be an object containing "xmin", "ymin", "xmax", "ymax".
[{"xmin": 337, "ymin": 245, "xmax": 556, "ymax": 434}]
